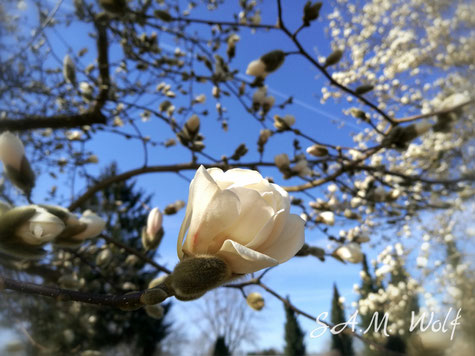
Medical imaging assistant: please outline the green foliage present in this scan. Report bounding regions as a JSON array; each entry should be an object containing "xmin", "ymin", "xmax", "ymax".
[
  {"xmin": 330, "ymin": 284, "xmax": 354, "ymax": 356},
  {"xmin": 283, "ymin": 300, "xmax": 306, "ymax": 356}
]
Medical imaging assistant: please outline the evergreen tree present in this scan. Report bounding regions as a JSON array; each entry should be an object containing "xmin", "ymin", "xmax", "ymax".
[
  {"xmin": 283, "ymin": 300, "xmax": 306, "ymax": 356},
  {"xmin": 330, "ymin": 284, "xmax": 354, "ymax": 356},
  {"xmin": 213, "ymin": 335, "xmax": 231, "ymax": 356}
]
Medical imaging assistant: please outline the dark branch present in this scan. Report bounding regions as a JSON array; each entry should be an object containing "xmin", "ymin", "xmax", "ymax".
[{"xmin": 0, "ymin": 112, "xmax": 106, "ymax": 132}]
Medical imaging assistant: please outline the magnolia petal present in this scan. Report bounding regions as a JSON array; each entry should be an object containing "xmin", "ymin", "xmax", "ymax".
[
  {"xmin": 217, "ymin": 187, "xmax": 274, "ymax": 247},
  {"xmin": 182, "ymin": 166, "xmax": 240, "ymax": 256},
  {"xmin": 261, "ymin": 214, "xmax": 305, "ymax": 263},
  {"xmin": 246, "ymin": 208, "xmax": 287, "ymax": 251},
  {"xmin": 217, "ymin": 239, "xmax": 278, "ymax": 274}
]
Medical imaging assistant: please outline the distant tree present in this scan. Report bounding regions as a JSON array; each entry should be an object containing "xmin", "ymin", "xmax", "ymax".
[
  {"xmin": 283, "ymin": 301, "xmax": 305, "ymax": 356},
  {"xmin": 330, "ymin": 284, "xmax": 354, "ymax": 356},
  {"xmin": 213, "ymin": 335, "xmax": 231, "ymax": 356}
]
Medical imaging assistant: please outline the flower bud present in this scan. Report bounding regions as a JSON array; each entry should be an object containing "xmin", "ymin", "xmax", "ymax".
[
  {"xmin": 274, "ymin": 153, "xmax": 290, "ymax": 169},
  {"xmin": 79, "ymin": 82, "xmax": 93, "ymax": 101},
  {"xmin": 349, "ymin": 108, "xmax": 368, "ymax": 120},
  {"xmin": 258, "ymin": 129, "xmax": 272, "ymax": 145},
  {"xmin": 260, "ymin": 50, "xmax": 285, "ymax": 73},
  {"xmin": 273, "ymin": 114, "xmax": 295, "ymax": 130},
  {"xmin": 333, "ymin": 243, "xmax": 363, "ymax": 263},
  {"xmin": 63, "ymin": 54, "xmax": 76, "ymax": 86},
  {"xmin": 96, "ymin": 248, "xmax": 113, "ymax": 267},
  {"xmin": 0, "ymin": 132, "xmax": 35, "ymax": 194},
  {"xmin": 145, "ymin": 304, "xmax": 164, "ymax": 319},
  {"xmin": 164, "ymin": 200, "xmax": 185, "ymax": 215},
  {"xmin": 306, "ymin": 144, "xmax": 328, "ymax": 157},
  {"xmin": 70, "ymin": 210, "xmax": 106, "ymax": 240},
  {"xmin": 140, "ymin": 287, "xmax": 169, "ymax": 305},
  {"xmin": 15, "ymin": 206, "xmax": 65, "ymax": 245},
  {"xmin": 193, "ymin": 94, "xmax": 206, "ymax": 104},
  {"xmin": 252, "ymin": 86, "xmax": 267, "ymax": 111},
  {"xmin": 317, "ymin": 211, "xmax": 335, "ymax": 226},
  {"xmin": 141, "ymin": 225, "xmax": 164, "ymax": 251},
  {"xmin": 355, "ymin": 84, "xmax": 374, "ymax": 95},
  {"xmin": 155, "ymin": 9, "xmax": 172, "ymax": 22},
  {"xmin": 146, "ymin": 208, "xmax": 163, "ymax": 238},
  {"xmin": 246, "ymin": 59, "xmax": 267, "ymax": 78},
  {"xmin": 185, "ymin": 114, "xmax": 200, "ymax": 135},
  {"xmin": 324, "ymin": 49, "xmax": 343, "ymax": 67},
  {"xmin": 99, "ymin": 0, "xmax": 127, "ymax": 15},
  {"xmin": 246, "ymin": 292, "xmax": 265, "ymax": 311},
  {"xmin": 262, "ymin": 96, "xmax": 275, "ymax": 114},
  {"xmin": 169, "ymin": 256, "xmax": 232, "ymax": 301},
  {"xmin": 303, "ymin": 1, "xmax": 322, "ymax": 26}
]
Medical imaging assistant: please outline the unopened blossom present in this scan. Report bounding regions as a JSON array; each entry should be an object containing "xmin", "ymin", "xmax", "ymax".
[
  {"xmin": 0, "ymin": 132, "xmax": 25, "ymax": 171},
  {"xmin": 79, "ymin": 82, "xmax": 93, "ymax": 100},
  {"xmin": 177, "ymin": 166, "xmax": 305, "ymax": 274},
  {"xmin": 146, "ymin": 208, "xmax": 163, "ymax": 237},
  {"xmin": 246, "ymin": 50, "xmax": 285, "ymax": 78},
  {"xmin": 306, "ymin": 144, "xmax": 328, "ymax": 157},
  {"xmin": 185, "ymin": 114, "xmax": 200, "ymax": 133},
  {"xmin": 318, "ymin": 211, "xmax": 335, "ymax": 226},
  {"xmin": 62, "ymin": 54, "xmax": 76, "ymax": 85},
  {"xmin": 15, "ymin": 206, "xmax": 65, "ymax": 245},
  {"xmin": 273, "ymin": 114, "xmax": 295, "ymax": 130},
  {"xmin": 274, "ymin": 153, "xmax": 290, "ymax": 169},
  {"xmin": 292, "ymin": 157, "xmax": 312, "ymax": 177},
  {"xmin": 193, "ymin": 94, "xmax": 206, "ymax": 104},
  {"xmin": 247, "ymin": 292, "xmax": 265, "ymax": 311},
  {"xmin": 262, "ymin": 96, "xmax": 275, "ymax": 113},
  {"xmin": 66, "ymin": 130, "xmax": 83, "ymax": 141},
  {"xmin": 70, "ymin": 210, "xmax": 106, "ymax": 240},
  {"xmin": 334, "ymin": 243, "xmax": 363, "ymax": 263},
  {"xmin": 252, "ymin": 86, "xmax": 267, "ymax": 110},
  {"xmin": 258, "ymin": 129, "xmax": 272, "ymax": 144}
]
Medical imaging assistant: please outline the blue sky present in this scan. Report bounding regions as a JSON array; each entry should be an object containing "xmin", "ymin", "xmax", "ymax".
[{"xmin": 2, "ymin": 0, "xmax": 392, "ymax": 354}]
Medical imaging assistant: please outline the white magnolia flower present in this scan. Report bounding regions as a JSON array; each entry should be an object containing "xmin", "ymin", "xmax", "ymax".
[
  {"xmin": 16, "ymin": 206, "xmax": 65, "ymax": 245},
  {"xmin": 334, "ymin": 243, "xmax": 363, "ymax": 263},
  {"xmin": 71, "ymin": 210, "xmax": 106, "ymax": 240},
  {"xmin": 177, "ymin": 166, "xmax": 305, "ymax": 274},
  {"xmin": 0, "ymin": 132, "xmax": 25, "ymax": 171},
  {"xmin": 146, "ymin": 207, "xmax": 163, "ymax": 237}
]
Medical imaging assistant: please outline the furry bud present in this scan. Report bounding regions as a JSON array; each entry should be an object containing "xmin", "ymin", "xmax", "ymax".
[
  {"xmin": 145, "ymin": 304, "xmax": 164, "ymax": 319},
  {"xmin": 324, "ymin": 49, "xmax": 343, "ymax": 67},
  {"xmin": 169, "ymin": 256, "xmax": 231, "ymax": 300}
]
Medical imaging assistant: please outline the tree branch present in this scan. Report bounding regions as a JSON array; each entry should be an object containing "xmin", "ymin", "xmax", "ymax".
[
  {"xmin": 0, "ymin": 274, "xmax": 172, "ymax": 309},
  {"xmin": 0, "ymin": 112, "xmax": 106, "ymax": 132}
]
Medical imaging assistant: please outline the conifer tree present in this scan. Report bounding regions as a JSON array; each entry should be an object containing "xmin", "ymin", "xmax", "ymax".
[
  {"xmin": 330, "ymin": 284, "xmax": 354, "ymax": 356},
  {"xmin": 213, "ymin": 335, "xmax": 231, "ymax": 356},
  {"xmin": 283, "ymin": 301, "xmax": 306, "ymax": 356}
]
